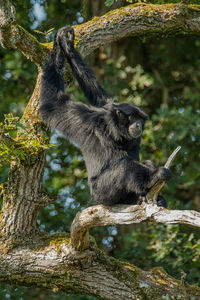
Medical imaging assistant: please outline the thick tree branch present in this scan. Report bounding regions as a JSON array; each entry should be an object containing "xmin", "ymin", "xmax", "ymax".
[
  {"xmin": 75, "ymin": 3, "xmax": 200, "ymax": 57},
  {"xmin": 0, "ymin": 0, "xmax": 48, "ymax": 64},
  {"xmin": 70, "ymin": 203, "xmax": 200, "ymax": 251},
  {"xmin": 0, "ymin": 233, "xmax": 199, "ymax": 300},
  {"xmin": 2, "ymin": 2, "xmax": 200, "ymax": 64}
]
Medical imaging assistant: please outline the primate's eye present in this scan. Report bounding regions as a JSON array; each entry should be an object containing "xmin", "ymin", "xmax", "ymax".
[{"xmin": 129, "ymin": 115, "xmax": 135, "ymax": 122}]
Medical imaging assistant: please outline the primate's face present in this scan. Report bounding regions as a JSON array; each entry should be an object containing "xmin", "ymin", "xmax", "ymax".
[
  {"xmin": 114, "ymin": 103, "xmax": 148, "ymax": 140},
  {"xmin": 127, "ymin": 114, "xmax": 144, "ymax": 138}
]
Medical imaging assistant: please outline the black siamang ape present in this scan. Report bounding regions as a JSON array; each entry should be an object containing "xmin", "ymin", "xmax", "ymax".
[{"xmin": 40, "ymin": 26, "xmax": 172, "ymax": 206}]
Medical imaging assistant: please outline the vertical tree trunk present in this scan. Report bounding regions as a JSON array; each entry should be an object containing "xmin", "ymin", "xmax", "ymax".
[
  {"xmin": 0, "ymin": 72, "xmax": 48, "ymax": 242},
  {"xmin": 0, "ymin": 154, "xmax": 45, "ymax": 240}
]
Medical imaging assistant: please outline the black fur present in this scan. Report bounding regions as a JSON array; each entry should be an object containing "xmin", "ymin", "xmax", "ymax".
[{"xmin": 40, "ymin": 26, "xmax": 172, "ymax": 206}]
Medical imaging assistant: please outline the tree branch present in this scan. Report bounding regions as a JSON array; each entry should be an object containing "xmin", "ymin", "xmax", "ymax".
[
  {"xmin": 70, "ymin": 203, "xmax": 200, "ymax": 251},
  {"xmin": 0, "ymin": 233, "xmax": 199, "ymax": 300},
  {"xmin": 2, "ymin": 2, "xmax": 200, "ymax": 64},
  {"xmin": 74, "ymin": 3, "xmax": 200, "ymax": 57},
  {"xmin": 0, "ymin": 0, "xmax": 48, "ymax": 65}
]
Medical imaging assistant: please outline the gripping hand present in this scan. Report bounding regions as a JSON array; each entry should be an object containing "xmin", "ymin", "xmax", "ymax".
[
  {"xmin": 56, "ymin": 26, "xmax": 75, "ymax": 55},
  {"xmin": 147, "ymin": 167, "xmax": 172, "ymax": 189}
]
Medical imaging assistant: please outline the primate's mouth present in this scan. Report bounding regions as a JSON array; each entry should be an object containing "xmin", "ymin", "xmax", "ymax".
[{"xmin": 128, "ymin": 128, "xmax": 141, "ymax": 139}]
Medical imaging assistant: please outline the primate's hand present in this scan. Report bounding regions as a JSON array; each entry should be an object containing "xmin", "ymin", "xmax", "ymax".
[{"xmin": 56, "ymin": 26, "xmax": 75, "ymax": 54}]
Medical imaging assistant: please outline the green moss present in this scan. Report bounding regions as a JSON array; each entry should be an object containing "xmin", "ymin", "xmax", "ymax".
[
  {"xmin": 188, "ymin": 4, "xmax": 200, "ymax": 12},
  {"xmin": 16, "ymin": 25, "xmax": 49, "ymax": 64},
  {"xmin": 104, "ymin": 3, "xmax": 179, "ymax": 19},
  {"xmin": 37, "ymin": 232, "xmax": 71, "ymax": 253},
  {"xmin": 93, "ymin": 244, "xmax": 141, "ymax": 285},
  {"xmin": 50, "ymin": 233, "xmax": 71, "ymax": 248},
  {"xmin": 75, "ymin": 2, "xmax": 192, "ymax": 46}
]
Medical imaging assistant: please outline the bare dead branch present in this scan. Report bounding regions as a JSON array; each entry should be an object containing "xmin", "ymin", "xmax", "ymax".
[
  {"xmin": 70, "ymin": 146, "xmax": 193, "ymax": 251},
  {"xmin": 164, "ymin": 146, "xmax": 182, "ymax": 169},
  {"xmin": 70, "ymin": 203, "xmax": 200, "ymax": 251}
]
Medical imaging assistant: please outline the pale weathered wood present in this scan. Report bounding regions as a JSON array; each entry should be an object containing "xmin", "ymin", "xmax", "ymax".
[{"xmin": 70, "ymin": 203, "xmax": 200, "ymax": 251}]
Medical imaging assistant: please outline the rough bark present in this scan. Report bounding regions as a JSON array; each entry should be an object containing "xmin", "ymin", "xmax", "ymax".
[
  {"xmin": 0, "ymin": 72, "xmax": 51, "ymax": 241},
  {"xmin": 0, "ymin": 0, "xmax": 48, "ymax": 64},
  {"xmin": 2, "ymin": 2, "xmax": 200, "ymax": 63},
  {"xmin": 75, "ymin": 3, "xmax": 200, "ymax": 57},
  {"xmin": 0, "ymin": 233, "xmax": 200, "ymax": 300},
  {"xmin": 1, "ymin": 0, "xmax": 200, "ymax": 299}
]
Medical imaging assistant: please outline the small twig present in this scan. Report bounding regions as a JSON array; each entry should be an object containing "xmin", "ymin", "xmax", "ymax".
[
  {"xmin": 37, "ymin": 193, "xmax": 57, "ymax": 208},
  {"xmin": 164, "ymin": 146, "xmax": 181, "ymax": 169},
  {"xmin": 146, "ymin": 146, "xmax": 181, "ymax": 204}
]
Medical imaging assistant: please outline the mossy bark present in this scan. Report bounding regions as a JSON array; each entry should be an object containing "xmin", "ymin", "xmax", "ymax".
[
  {"xmin": 0, "ymin": 155, "xmax": 45, "ymax": 240},
  {"xmin": 0, "ymin": 71, "xmax": 50, "ymax": 242},
  {"xmin": 0, "ymin": 234, "xmax": 200, "ymax": 299}
]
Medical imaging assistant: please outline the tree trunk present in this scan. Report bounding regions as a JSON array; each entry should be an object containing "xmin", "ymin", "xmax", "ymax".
[
  {"xmin": 0, "ymin": 72, "xmax": 50, "ymax": 243},
  {"xmin": 0, "ymin": 156, "xmax": 44, "ymax": 239}
]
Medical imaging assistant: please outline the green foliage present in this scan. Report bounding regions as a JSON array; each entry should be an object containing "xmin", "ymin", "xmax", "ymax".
[
  {"xmin": 104, "ymin": 55, "xmax": 153, "ymax": 106},
  {"xmin": 105, "ymin": 0, "xmax": 115, "ymax": 7},
  {"xmin": 0, "ymin": 113, "xmax": 50, "ymax": 167}
]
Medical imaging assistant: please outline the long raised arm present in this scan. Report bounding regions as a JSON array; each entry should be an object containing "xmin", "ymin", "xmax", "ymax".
[
  {"xmin": 39, "ymin": 33, "xmax": 98, "ymax": 145},
  {"xmin": 40, "ymin": 39, "xmax": 66, "ymax": 108},
  {"xmin": 56, "ymin": 26, "xmax": 112, "ymax": 107}
]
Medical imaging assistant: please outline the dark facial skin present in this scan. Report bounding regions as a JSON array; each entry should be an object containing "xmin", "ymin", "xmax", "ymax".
[
  {"xmin": 128, "ymin": 115, "xmax": 144, "ymax": 139},
  {"xmin": 114, "ymin": 109, "xmax": 145, "ymax": 140}
]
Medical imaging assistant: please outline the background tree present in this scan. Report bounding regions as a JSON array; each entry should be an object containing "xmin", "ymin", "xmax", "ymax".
[{"xmin": 0, "ymin": 0, "xmax": 200, "ymax": 299}]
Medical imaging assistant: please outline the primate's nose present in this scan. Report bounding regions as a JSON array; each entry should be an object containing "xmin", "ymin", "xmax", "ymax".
[{"xmin": 136, "ymin": 121, "xmax": 141, "ymax": 128}]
